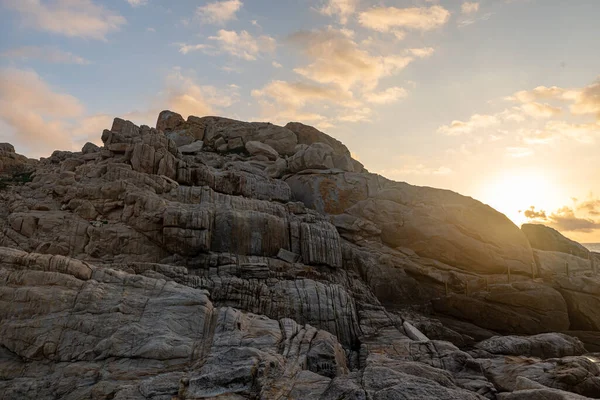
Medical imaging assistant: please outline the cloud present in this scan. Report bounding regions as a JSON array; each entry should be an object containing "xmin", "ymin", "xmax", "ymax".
[
  {"xmin": 408, "ymin": 47, "xmax": 435, "ymax": 58},
  {"xmin": 289, "ymin": 28, "xmax": 416, "ymax": 91},
  {"xmin": 126, "ymin": 0, "xmax": 147, "ymax": 6},
  {"xmin": 358, "ymin": 5, "xmax": 450, "ymax": 32},
  {"xmin": 196, "ymin": 0, "xmax": 242, "ymax": 25},
  {"xmin": 523, "ymin": 206, "xmax": 547, "ymax": 220},
  {"xmin": 578, "ymin": 198, "xmax": 600, "ymax": 216},
  {"xmin": 177, "ymin": 43, "xmax": 212, "ymax": 55},
  {"xmin": 548, "ymin": 207, "xmax": 600, "ymax": 233},
  {"xmin": 318, "ymin": 0, "xmax": 357, "ymax": 24},
  {"xmin": 2, "ymin": 0, "xmax": 126, "ymax": 40},
  {"xmin": 252, "ymin": 80, "xmax": 356, "ymax": 109},
  {"xmin": 570, "ymin": 79, "xmax": 600, "ymax": 120},
  {"xmin": 0, "ymin": 67, "xmax": 86, "ymax": 154},
  {"xmin": 163, "ymin": 69, "xmax": 240, "ymax": 118},
  {"xmin": 0, "ymin": 68, "xmax": 84, "ymax": 118},
  {"xmin": 437, "ymin": 113, "xmax": 499, "ymax": 135},
  {"xmin": 506, "ymin": 146, "xmax": 533, "ymax": 158},
  {"xmin": 337, "ymin": 107, "xmax": 372, "ymax": 122},
  {"xmin": 509, "ymin": 86, "xmax": 578, "ymax": 103},
  {"xmin": 509, "ymin": 79, "xmax": 600, "ymax": 122},
  {"xmin": 524, "ymin": 204, "xmax": 600, "ymax": 233},
  {"xmin": 519, "ymin": 102, "xmax": 562, "ymax": 119},
  {"xmin": 461, "ymin": 2, "xmax": 480, "ymax": 14},
  {"xmin": 1, "ymin": 46, "xmax": 90, "ymax": 65},
  {"xmin": 272, "ymin": 61, "xmax": 282, "ymax": 68},
  {"xmin": 208, "ymin": 30, "xmax": 276, "ymax": 60},
  {"xmin": 364, "ymin": 86, "xmax": 408, "ymax": 104},
  {"xmin": 544, "ymin": 120, "xmax": 600, "ymax": 143}
]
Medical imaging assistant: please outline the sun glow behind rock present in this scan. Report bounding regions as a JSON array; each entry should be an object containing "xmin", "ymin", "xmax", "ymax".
[{"xmin": 478, "ymin": 169, "xmax": 562, "ymax": 227}]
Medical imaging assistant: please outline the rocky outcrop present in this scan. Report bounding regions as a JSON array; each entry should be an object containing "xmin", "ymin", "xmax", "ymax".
[
  {"xmin": 1, "ymin": 111, "xmax": 600, "ymax": 399},
  {"xmin": 475, "ymin": 333, "xmax": 586, "ymax": 359},
  {"xmin": 523, "ymin": 224, "xmax": 591, "ymax": 258},
  {"xmin": 0, "ymin": 142, "xmax": 37, "ymax": 179}
]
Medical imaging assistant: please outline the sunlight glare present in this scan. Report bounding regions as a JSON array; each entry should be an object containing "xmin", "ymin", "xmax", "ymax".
[{"xmin": 478, "ymin": 169, "xmax": 560, "ymax": 227}]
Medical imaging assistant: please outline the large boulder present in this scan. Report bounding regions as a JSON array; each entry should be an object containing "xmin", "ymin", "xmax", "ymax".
[
  {"xmin": 555, "ymin": 275, "xmax": 600, "ymax": 331},
  {"xmin": 522, "ymin": 224, "xmax": 590, "ymax": 258},
  {"xmin": 475, "ymin": 333, "xmax": 586, "ymax": 359},
  {"xmin": 432, "ymin": 282, "xmax": 570, "ymax": 335},
  {"xmin": 0, "ymin": 143, "xmax": 37, "ymax": 178},
  {"xmin": 288, "ymin": 171, "xmax": 536, "ymax": 275},
  {"xmin": 198, "ymin": 116, "xmax": 298, "ymax": 155},
  {"xmin": 285, "ymin": 122, "xmax": 364, "ymax": 172}
]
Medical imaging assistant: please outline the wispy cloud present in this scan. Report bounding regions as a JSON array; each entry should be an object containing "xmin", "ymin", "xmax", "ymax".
[
  {"xmin": 2, "ymin": 0, "xmax": 126, "ymax": 40},
  {"xmin": 163, "ymin": 68, "xmax": 240, "ymax": 118},
  {"xmin": 289, "ymin": 27, "xmax": 417, "ymax": 91},
  {"xmin": 358, "ymin": 5, "xmax": 450, "ymax": 32},
  {"xmin": 318, "ymin": 0, "xmax": 357, "ymax": 25},
  {"xmin": 208, "ymin": 30, "xmax": 276, "ymax": 60},
  {"xmin": 461, "ymin": 2, "xmax": 480, "ymax": 14},
  {"xmin": 525, "ymin": 205, "xmax": 600, "ymax": 233},
  {"xmin": 1, "ymin": 46, "xmax": 90, "ymax": 65},
  {"xmin": 177, "ymin": 43, "xmax": 212, "ymax": 55},
  {"xmin": 438, "ymin": 113, "xmax": 499, "ymax": 135},
  {"xmin": 196, "ymin": 0, "xmax": 242, "ymax": 25},
  {"xmin": 0, "ymin": 67, "xmax": 85, "ymax": 153},
  {"xmin": 125, "ymin": 0, "xmax": 148, "ymax": 7},
  {"xmin": 364, "ymin": 87, "xmax": 408, "ymax": 104}
]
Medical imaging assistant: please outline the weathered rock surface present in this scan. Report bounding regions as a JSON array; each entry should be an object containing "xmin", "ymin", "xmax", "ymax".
[
  {"xmin": 475, "ymin": 333, "xmax": 586, "ymax": 359},
  {"xmin": 523, "ymin": 224, "xmax": 591, "ymax": 259},
  {"xmin": 1, "ymin": 111, "xmax": 600, "ymax": 399}
]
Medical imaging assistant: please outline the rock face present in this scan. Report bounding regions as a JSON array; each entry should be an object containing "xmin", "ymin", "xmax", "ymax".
[
  {"xmin": 1, "ymin": 111, "xmax": 600, "ymax": 399},
  {"xmin": 523, "ymin": 223, "xmax": 591, "ymax": 258}
]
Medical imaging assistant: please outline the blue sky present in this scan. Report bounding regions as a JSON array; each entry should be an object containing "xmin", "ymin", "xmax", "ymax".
[{"xmin": 1, "ymin": 0, "xmax": 600, "ymax": 242}]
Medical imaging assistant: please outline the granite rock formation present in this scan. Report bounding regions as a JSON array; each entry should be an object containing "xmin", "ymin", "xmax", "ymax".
[{"xmin": 1, "ymin": 110, "xmax": 599, "ymax": 399}]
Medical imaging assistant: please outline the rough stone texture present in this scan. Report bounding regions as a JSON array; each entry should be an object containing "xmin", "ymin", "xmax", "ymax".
[
  {"xmin": 432, "ymin": 282, "xmax": 570, "ymax": 335},
  {"xmin": 479, "ymin": 355, "xmax": 600, "ymax": 398},
  {"xmin": 556, "ymin": 275, "xmax": 600, "ymax": 331},
  {"xmin": 535, "ymin": 250, "xmax": 593, "ymax": 279},
  {"xmin": 245, "ymin": 140, "xmax": 279, "ymax": 161},
  {"xmin": 0, "ymin": 143, "xmax": 37, "ymax": 177},
  {"xmin": 1, "ymin": 112, "xmax": 600, "ymax": 399},
  {"xmin": 285, "ymin": 121, "xmax": 364, "ymax": 173},
  {"xmin": 475, "ymin": 333, "xmax": 587, "ymax": 359}
]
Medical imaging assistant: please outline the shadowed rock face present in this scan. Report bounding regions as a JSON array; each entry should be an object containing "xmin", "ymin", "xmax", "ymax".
[
  {"xmin": 523, "ymin": 223, "xmax": 591, "ymax": 258},
  {"xmin": 1, "ymin": 111, "xmax": 600, "ymax": 399}
]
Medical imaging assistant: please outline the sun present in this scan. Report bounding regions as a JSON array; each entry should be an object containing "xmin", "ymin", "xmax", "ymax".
[{"xmin": 477, "ymin": 169, "xmax": 561, "ymax": 227}]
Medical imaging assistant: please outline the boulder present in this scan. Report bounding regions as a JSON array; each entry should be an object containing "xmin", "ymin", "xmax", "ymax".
[
  {"xmin": 285, "ymin": 121, "xmax": 364, "ymax": 172},
  {"xmin": 81, "ymin": 142, "xmax": 100, "ymax": 154},
  {"xmin": 288, "ymin": 142, "xmax": 335, "ymax": 172},
  {"xmin": 0, "ymin": 143, "xmax": 15, "ymax": 153},
  {"xmin": 156, "ymin": 110, "xmax": 185, "ymax": 133},
  {"xmin": 432, "ymin": 282, "xmax": 570, "ymax": 335},
  {"xmin": 178, "ymin": 140, "xmax": 204, "ymax": 154},
  {"xmin": 475, "ymin": 333, "xmax": 586, "ymax": 359},
  {"xmin": 555, "ymin": 275, "xmax": 600, "ymax": 331},
  {"xmin": 288, "ymin": 171, "xmax": 536, "ymax": 275},
  {"xmin": 245, "ymin": 141, "xmax": 279, "ymax": 160},
  {"xmin": 523, "ymin": 224, "xmax": 590, "ymax": 258},
  {"xmin": 198, "ymin": 116, "xmax": 298, "ymax": 155}
]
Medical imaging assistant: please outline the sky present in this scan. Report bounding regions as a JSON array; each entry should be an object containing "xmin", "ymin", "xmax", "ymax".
[{"xmin": 1, "ymin": 0, "xmax": 599, "ymax": 243}]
